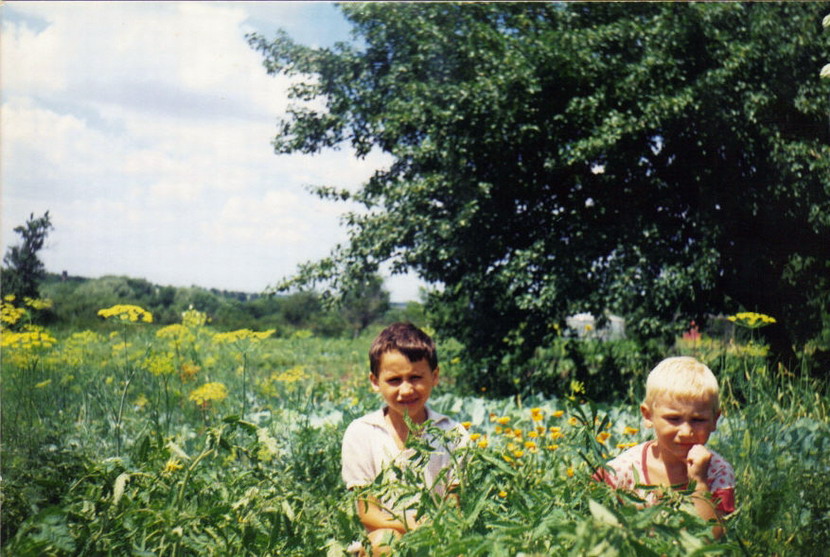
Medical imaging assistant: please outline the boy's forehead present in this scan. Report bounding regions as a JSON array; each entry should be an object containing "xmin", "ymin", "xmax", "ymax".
[
  {"xmin": 650, "ymin": 393, "xmax": 716, "ymax": 412},
  {"xmin": 377, "ymin": 349, "xmax": 432, "ymax": 370}
]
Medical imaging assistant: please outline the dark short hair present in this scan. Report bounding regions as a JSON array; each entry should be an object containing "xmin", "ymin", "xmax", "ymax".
[{"xmin": 369, "ymin": 322, "xmax": 438, "ymax": 376}]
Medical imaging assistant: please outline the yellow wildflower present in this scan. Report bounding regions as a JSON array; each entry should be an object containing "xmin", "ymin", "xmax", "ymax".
[
  {"xmin": 623, "ymin": 426, "xmax": 639, "ymax": 435},
  {"xmin": 546, "ymin": 444, "xmax": 559, "ymax": 451},
  {"xmin": 477, "ymin": 437, "xmax": 489, "ymax": 449},
  {"xmin": 566, "ymin": 467, "xmax": 575, "ymax": 478},
  {"xmin": 23, "ymin": 297, "xmax": 53, "ymax": 310},
  {"xmin": 567, "ymin": 417, "xmax": 579, "ymax": 426},
  {"xmin": 98, "ymin": 304, "xmax": 153, "ymax": 323},
  {"xmin": 498, "ymin": 490, "xmax": 507, "ymax": 498},
  {"xmin": 180, "ymin": 362, "xmax": 200, "ymax": 382},
  {"xmin": 469, "ymin": 433, "xmax": 482, "ymax": 442},
  {"xmin": 727, "ymin": 312, "xmax": 777, "ymax": 329},
  {"xmin": 35, "ymin": 379, "xmax": 52, "ymax": 388},
  {"xmin": 527, "ymin": 430, "xmax": 539, "ymax": 439},
  {"xmin": 617, "ymin": 442, "xmax": 638, "ymax": 450},
  {"xmin": 552, "ymin": 410, "xmax": 564, "ymax": 418},
  {"xmin": 181, "ymin": 308, "xmax": 208, "ymax": 328},
  {"xmin": 461, "ymin": 421, "xmax": 472, "ymax": 429},
  {"xmin": 512, "ymin": 449, "xmax": 524, "ymax": 458},
  {"xmin": 495, "ymin": 426, "xmax": 503, "ymax": 434},
  {"xmin": 189, "ymin": 382, "xmax": 228, "ymax": 405},
  {"xmin": 163, "ymin": 458, "xmax": 184, "ymax": 474},
  {"xmin": 496, "ymin": 416, "xmax": 510, "ymax": 425},
  {"xmin": 524, "ymin": 440, "xmax": 538, "ymax": 451},
  {"xmin": 596, "ymin": 431, "xmax": 611, "ymax": 445}
]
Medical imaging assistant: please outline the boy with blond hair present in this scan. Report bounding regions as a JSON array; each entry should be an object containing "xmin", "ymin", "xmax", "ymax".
[
  {"xmin": 342, "ymin": 322, "xmax": 467, "ymax": 555},
  {"xmin": 595, "ymin": 356, "xmax": 735, "ymax": 538}
]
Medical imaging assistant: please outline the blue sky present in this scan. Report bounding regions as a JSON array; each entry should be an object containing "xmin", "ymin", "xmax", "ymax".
[{"xmin": 1, "ymin": 1, "xmax": 423, "ymax": 301}]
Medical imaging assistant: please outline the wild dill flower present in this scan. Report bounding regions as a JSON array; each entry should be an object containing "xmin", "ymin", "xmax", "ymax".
[
  {"xmin": 133, "ymin": 394, "xmax": 149, "ymax": 410},
  {"xmin": 157, "ymin": 324, "xmax": 193, "ymax": 343},
  {"xmin": 181, "ymin": 308, "xmax": 208, "ymax": 328},
  {"xmin": 552, "ymin": 410, "xmax": 564, "ymax": 418},
  {"xmin": 727, "ymin": 312, "xmax": 777, "ymax": 329},
  {"xmin": 23, "ymin": 297, "xmax": 53, "ymax": 310},
  {"xmin": 189, "ymin": 382, "xmax": 228, "ymax": 405},
  {"xmin": 213, "ymin": 328, "xmax": 275, "ymax": 344},
  {"xmin": 179, "ymin": 362, "xmax": 200, "ymax": 382},
  {"xmin": 142, "ymin": 353, "xmax": 176, "ymax": 376},
  {"xmin": 1, "ymin": 327, "xmax": 57, "ymax": 349},
  {"xmin": 271, "ymin": 365, "xmax": 306, "ymax": 383},
  {"xmin": 98, "ymin": 304, "xmax": 153, "ymax": 323},
  {"xmin": 596, "ymin": 431, "xmax": 611, "ymax": 445},
  {"xmin": 623, "ymin": 426, "xmax": 639, "ymax": 435},
  {"xmin": 1, "ymin": 300, "xmax": 26, "ymax": 326}
]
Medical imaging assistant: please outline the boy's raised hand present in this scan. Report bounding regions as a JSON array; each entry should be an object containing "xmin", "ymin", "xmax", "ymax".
[{"xmin": 685, "ymin": 444, "xmax": 712, "ymax": 485}]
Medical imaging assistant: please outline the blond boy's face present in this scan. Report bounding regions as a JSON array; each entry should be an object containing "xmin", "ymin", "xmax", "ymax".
[
  {"xmin": 641, "ymin": 395, "xmax": 719, "ymax": 463},
  {"xmin": 370, "ymin": 349, "xmax": 439, "ymax": 425}
]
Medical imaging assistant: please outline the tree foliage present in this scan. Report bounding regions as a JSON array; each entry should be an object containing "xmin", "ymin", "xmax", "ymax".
[
  {"xmin": 2, "ymin": 211, "xmax": 54, "ymax": 300},
  {"xmin": 250, "ymin": 3, "xmax": 830, "ymax": 390}
]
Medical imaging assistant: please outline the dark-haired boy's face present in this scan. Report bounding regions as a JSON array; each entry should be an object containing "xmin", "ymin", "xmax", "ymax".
[{"xmin": 370, "ymin": 349, "xmax": 438, "ymax": 425}]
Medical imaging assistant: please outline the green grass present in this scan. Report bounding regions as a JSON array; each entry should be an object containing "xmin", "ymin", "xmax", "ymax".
[{"xmin": 2, "ymin": 305, "xmax": 828, "ymax": 555}]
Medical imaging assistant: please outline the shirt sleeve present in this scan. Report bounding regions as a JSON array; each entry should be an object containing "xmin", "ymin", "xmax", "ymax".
[
  {"xmin": 707, "ymin": 453, "xmax": 736, "ymax": 514},
  {"xmin": 341, "ymin": 421, "xmax": 376, "ymax": 490}
]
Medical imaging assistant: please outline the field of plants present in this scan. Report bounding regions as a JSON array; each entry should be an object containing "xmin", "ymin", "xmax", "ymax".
[{"xmin": 2, "ymin": 297, "xmax": 829, "ymax": 556}]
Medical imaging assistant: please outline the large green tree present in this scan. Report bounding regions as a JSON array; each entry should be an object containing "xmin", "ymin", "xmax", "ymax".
[
  {"xmin": 250, "ymin": 3, "xmax": 830, "ymax": 388},
  {"xmin": 2, "ymin": 212, "xmax": 54, "ymax": 300}
]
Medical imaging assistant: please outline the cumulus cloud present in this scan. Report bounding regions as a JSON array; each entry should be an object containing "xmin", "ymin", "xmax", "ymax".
[{"xmin": 1, "ymin": 1, "xmax": 423, "ymax": 298}]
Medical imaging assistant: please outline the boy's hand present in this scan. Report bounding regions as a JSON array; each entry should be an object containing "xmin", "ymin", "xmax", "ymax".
[{"xmin": 686, "ymin": 444, "xmax": 712, "ymax": 486}]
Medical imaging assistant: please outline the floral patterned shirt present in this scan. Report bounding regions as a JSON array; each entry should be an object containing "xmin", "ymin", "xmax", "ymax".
[{"xmin": 595, "ymin": 441, "xmax": 735, "ymax": 513}]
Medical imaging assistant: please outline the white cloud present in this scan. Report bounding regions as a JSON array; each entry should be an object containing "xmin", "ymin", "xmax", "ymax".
[{"xmin": 1, "ymin": 2, "xmax": 421, "ymax": 300}]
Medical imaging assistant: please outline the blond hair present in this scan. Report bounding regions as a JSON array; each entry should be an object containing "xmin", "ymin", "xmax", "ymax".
[{"xmin": 643, "ymin": 357, "xmax": 720, "ymax": 413}]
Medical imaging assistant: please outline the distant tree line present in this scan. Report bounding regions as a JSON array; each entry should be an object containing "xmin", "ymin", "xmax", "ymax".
[{"xmin": 35, "ymin": 272, "xmax": 419, "ymax": 337}]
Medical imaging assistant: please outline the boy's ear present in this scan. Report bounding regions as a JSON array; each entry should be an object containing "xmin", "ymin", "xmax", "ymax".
[
  {"xmin": 432, "ymin": 366, "xmax": 440, "ymax": 385},
  {"xmin": 369, "ymin": 372, "xmax": 380, "ymax": 392},
  {"xmin": 640, "ymin": 403, "xmax": 654, "ymax": 428}
]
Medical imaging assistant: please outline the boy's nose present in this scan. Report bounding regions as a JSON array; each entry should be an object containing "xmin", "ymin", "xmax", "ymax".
[{"xmin": 399, "ymin": 382, "xmax": 414, "ymax": 395}]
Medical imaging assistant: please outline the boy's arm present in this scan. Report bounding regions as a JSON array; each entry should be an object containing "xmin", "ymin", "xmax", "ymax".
[
  {"xmin": 686, "ymin": 445, "xmax": 726, "ymax": 539},
  {"xmin": 355, "ymin": 494, "xmax": 419, "ymax": 534}
]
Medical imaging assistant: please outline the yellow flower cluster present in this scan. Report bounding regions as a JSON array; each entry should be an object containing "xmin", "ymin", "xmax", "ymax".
[
  {"xmin": 98, "ymin": 304, "xmax": 153, "ymax": 323},
  {"xmin": 212, "ymin": 329, "xmax": 275, "ymax": 344},
  {"xmin": 188, "ymin": 382, "xmax": 228, "ymax": 405},
  {"xmin": 1, "ymin": 298, "xmax": 27, "ymax": 326},
  {"xmin": 142, "ymin": 353, "xmax": 176, "ymax": 376},
  {"xmin": 271, "ymin": 365, "xmax": 307, "ymax": 383},
  {"xmin": 727, "ymin": 312, "xmax": 776, "ymax": 329},
  {"xmin": 23, "ymin": 297, "xmax": 53, "ymax": 310},
  {"xmin": 181, "ymin": 308, "xmax": 208, "ymax": 328},
  {"xmin": 1, "ymin": 326, "xmax": 57, "ymax": 350}
]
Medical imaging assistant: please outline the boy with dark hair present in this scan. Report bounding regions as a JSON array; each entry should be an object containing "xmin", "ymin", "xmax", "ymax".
[{"xmin": 342, "ymin": 322, "xmax": 466, "ymax": 555}]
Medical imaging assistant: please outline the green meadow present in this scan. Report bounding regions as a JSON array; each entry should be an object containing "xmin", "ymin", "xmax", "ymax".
[{"xmin": 2, "ymin": 299, "xmax": 828, "ymax": 556}]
